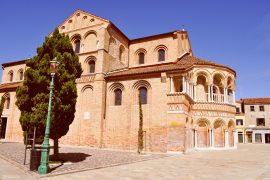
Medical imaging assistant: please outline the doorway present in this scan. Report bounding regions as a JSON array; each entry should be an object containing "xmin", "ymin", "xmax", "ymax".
[
  {"xmin": 238, "ymin": 132, "xmax": 243, "ymax": 143},
  {"xmin": 0, "ymin": 117, "xmax": 7, "ymax": 139},
  {"xmin": 246, "ymin": 133, "xmax": 252, "ymax": 143},
  {"xmin": 265, "ymin": 134, "xmax": 270, "ymax": 143}
]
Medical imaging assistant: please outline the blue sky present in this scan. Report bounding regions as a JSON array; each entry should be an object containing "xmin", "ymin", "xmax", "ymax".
[{"xmin": 0, "ymin": 0, "xmax": 269, "ymax": 99}]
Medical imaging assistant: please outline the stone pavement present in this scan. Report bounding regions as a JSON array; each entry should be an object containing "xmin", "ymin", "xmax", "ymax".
[
  {"xmin": 0, "ymin": 142, "xmax": 166, "ymax": 177},
  {"xmin": 1, "ymin": 143, "xmax": 270, "ymax": 179},
  {"xmin": 45, "ymin": 144, "xmax": 270, "ymax": 180},
  {"xmin": 0, "ymin": 158, "xmax": 34, "ymax": 180}
]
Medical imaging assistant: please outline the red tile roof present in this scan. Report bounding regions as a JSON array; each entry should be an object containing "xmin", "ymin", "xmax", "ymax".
[
  {"xmin": 0, "ymin": 82, "xmax": 22, "ymax": 92},
  {"xmin": 2, "ymin": 59, "xmax": 27, "ymax": 67},
  {"xmin": 106, "ymin": 53, "xmax": 235, "ymax": 79},
  {"xmin": 241, "ymin": 98, "xmax": 270, "ymax": 105}
]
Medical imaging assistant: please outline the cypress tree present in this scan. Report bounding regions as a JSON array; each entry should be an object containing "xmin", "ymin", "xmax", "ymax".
[
  {"xmin": 0, "ymin": 97, "xmax": 6, "ymax": 117},
  {"xmin": 138, "ymin": 94, "xmax": 144, "ymax": 154},
  {"xmin": 16, "ymin": 28, "xmax": 82, "ymax": 156},
  {"xmin": 0, "ymin": 97, "xmax": 6, "ymax": 136}
]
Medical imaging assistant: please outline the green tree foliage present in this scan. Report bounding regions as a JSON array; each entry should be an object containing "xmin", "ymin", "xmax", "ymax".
[
  {"xmin": 0, "ymin": 97, "xmax": 6, "ymax": 136},
  {"xmin": 138, "ymin": 94, "xmax": 144, "ymax": 154},
  {"xmin": 16, "ymin": 28, "xmax": 82, "ymax": 155},
  {"xmin": 0, "ymin": 97, "xmax": 6, "ymax": 117}
]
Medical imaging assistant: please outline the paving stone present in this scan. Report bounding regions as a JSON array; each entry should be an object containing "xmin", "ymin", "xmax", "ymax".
[
  {"xmin": 0, "ymin": 142, "xmax": 166, "ymax": 176},
  {"xmin": 1, "ymin": 143, "xmax": 270, "ymax": 179}
]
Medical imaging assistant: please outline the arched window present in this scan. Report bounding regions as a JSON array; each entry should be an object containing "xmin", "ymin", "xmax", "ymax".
[
  {"xmin": 119, "ymin": 46, "xmax": 125, "ymax": 62},
  {"xmin": 139, "ymin": 52, "xmax": 145, "ymax": 64},
  {"xmin": 74, "ymin": 39, "xmax": 81, "ymax": 53},
  {"xmin": 84, "ymin": 31, "xmax": 97, "ymax": 52},
  {"xmin": 114, "ymin": 89, "xmax": 122, "ymax": 106},
  {"xmin": 6, "ymin": 97, "xmax": 10, "ymax": 109},
  {"xmin": 89, "ymin": 61, "xmax": 95, "ymax": 73},
  {"xmin": 139, "ymin": 87, "xmax": 147, "ymax": 104},
  {"xmin": 109, "ymin": 38, "xmax": 116, "ymax": 57},
  {"xmin": 119, "ymin": 49, "xmax": 123, "ymax": 62},
  {"xmin": 19, "ymin": 70, "xmax": 24, "ymax": 80},
  {"xmin": 9, "ymin": 71, "xmax": 13, "ymax": 82},
  {"xmin": 158, "ymin": 49, "xmax": 165, "ymax": 62}
]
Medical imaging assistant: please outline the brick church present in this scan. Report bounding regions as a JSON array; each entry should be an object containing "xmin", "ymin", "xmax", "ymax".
[{"xmin": 0, "ymin": 10, "xmax": 237, "ymax": 152}]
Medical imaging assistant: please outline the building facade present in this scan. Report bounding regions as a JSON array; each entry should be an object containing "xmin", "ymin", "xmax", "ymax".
[
  {"xmin": 236, "ymin": 98, "xmax": 270, "ymax": 144},
  {"xmin": 235, "ymin": 101, "xmax": 246, "ymax": 143},
  {"xmin": 0, "ymin": 10, "xmax": 237, "ymax": 152}
]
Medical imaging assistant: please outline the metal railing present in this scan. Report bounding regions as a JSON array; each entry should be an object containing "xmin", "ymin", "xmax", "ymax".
[{"xmin": 168, "ymin": 92, "xmax": 234, "ymax": 105}]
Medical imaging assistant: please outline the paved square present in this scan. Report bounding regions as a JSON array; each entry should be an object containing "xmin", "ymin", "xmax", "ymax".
[
  {"xmin": 45, "ymin": 144, "xmax": 270, "ymax": 180},
  {"xmin": 0, "ymin": 142, "xmax": 166, "ymax": 176},
  {"xmin": 0, "ymin": 143, "xmax": 270, "ymax": 179}
]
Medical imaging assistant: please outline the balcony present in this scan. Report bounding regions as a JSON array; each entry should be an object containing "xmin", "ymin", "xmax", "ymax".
[
  {"xmin": 196, "ymin": 93, "xmax": 234, "ymax": 104},
  {"xmin": 168, "ymin": 75, "xmax": 235, "ymax": 106},
  {"xmin": 167, "ymin": 92, "xmax": 235, "ymax": 105},
  {"xmin": 167, "ymin": 92, "xmax": 236, "ymax": 115}
]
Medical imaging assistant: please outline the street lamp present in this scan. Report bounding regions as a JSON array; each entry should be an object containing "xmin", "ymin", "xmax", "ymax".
[{"xmin": 38, "ymin": 57, "xmax": 60, "ymax": 174}]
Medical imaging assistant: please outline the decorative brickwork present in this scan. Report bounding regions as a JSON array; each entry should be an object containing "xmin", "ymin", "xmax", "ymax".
[{"xmin": 0, "ymin": 9, "xmax": 237, "ymax": 152}]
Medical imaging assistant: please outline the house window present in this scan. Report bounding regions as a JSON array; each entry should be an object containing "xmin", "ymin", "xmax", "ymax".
[
  {"xmin": 236, "ymin": 107, "xmax": 240, "ymax": 113},
  {"xmin": 256, "ymin": 118, "xmax": 265, "ymax": 126},
  {"xmin": 19, "ymin": 70, "xmax": 24, "ymax": 80},
  {"xmin": 236, "ymin": 119, "xmax": 243, "ymax": 126},
  {"xmin": 114, "ymin": 89, "xmax": 122, "ymax": 106},
  {"xmin": 255, "ymin": 134, "xmax": 262, "ymax": 143},
  {"xmin": 139, "ymin": 52, "xmax": 145, "ymax": 64},
  {"xmin": 139, "ymin": 87, "xmax": 147, "ymax": 104},
  {"xmin": 89, "ymin": 61, "xmax": 95, "ymax": 73},
  {"xmin": 250, "ymin": 106, "xmax": 255, "ymax": 111},
  {"xmin": 259, "ymin": 106, "xmax": 264, "ymax": 111},
  {"xmin": 158, "ymin": 49, "xmax": 165, "ymax": 62},
  {"xmin": 74, "ymin": 39, "xmax": 81, "ymax": 53},
  {"xmin": 6, "ymin": 97, "xmax": 10, "ymax": 109}
]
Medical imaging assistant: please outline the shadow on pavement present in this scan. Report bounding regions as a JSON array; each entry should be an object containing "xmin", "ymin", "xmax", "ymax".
[
  {"xmin": 51, "ymin": 152, "xmax": 91, "ymax": 163},
  {"xmin": 49, "ymin": 152, "xmax": 91, "ymax": 172}
]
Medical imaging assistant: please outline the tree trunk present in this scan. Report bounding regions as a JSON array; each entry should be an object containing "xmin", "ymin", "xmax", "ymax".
[
  {"xmin": 138, "ymin": 94, "xmax": 144, "ymax": 154},
  {"xmin": 53, "ymin": 138, "xmax": 59, "ymax": 157}
]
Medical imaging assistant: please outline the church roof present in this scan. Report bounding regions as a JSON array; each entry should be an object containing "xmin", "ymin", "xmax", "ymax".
[
  {"xmin": 106, "ymin": 53, "xmax": 236, "ymax": 79},
  {"xmin": 2, "ymin": 59, "xmax": 27, "ymax": 67}
]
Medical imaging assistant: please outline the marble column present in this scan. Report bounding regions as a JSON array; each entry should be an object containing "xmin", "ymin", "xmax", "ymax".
[
  {"xmin": 252, "ymin": 133, "xmax": 255, "ymax": 144},
  {"xmin": 187, "ymin": 83, "xmax": 190, "ymax": 95},
  {"xmin": 262, "ymin": 133, "xmax": 265, "ymax": 144},
  {"xmin": 225, "ymin": 130, "xmax": 229, "ymax": 148},
  {"xmin": 211, "ymin": 128, "xmax": 215, "ymax": 148},
  {"xmin": 232, "ymin": 90, "xmax": 236, "ymax": 105},
  {"xmin": 194, "ymin": 129, "xmax": 198, "ymax": 149},
  {"xmin": 211, "ymin": 85, "xmax": 214, "ymax": 102},
  {"xmin": 223, "ymin": 87, "xmax": 226, "ymax": 103},
  {"xmin": 182, "ymin": 76, "xmax": 186, "ymax": 93},
  {"xmin": 233, "ymin": 130, "xmax": 237, "ymax": 148},
  {"xmin": 194, "ymin": 85, "xmax": 197, "ymax": 101},
  {"xmin": 170, "ymin": 76, "xmax": 173, "ymax": 93},
  {"xmin": 225, "ymin": 88, "xmax": 228, "ymax": 103},
  {"xmin": 209, "ymin": 128, "xmax": 212, "ymax": 147},
  {"xmin": 208, "ymin": 85, "xmax": 211, "ymax": 102},
  {"xmin": 190, "ymin": 83, "xmax": 193, "ymax": 99}
]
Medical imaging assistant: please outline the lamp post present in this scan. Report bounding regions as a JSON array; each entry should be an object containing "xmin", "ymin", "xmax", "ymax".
[{"xmin": 38, "ymin": 58, "xmax": 60, "ymax": 174}]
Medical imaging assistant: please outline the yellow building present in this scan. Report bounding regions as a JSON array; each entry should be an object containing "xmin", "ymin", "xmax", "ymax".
[
  {"xmin": 236, "ymin": 98, "xmax": 270, "ymax": 144},
  {"xmin": 235, "ymin": 101, "xmax": 245, "ymax": 143},
  {"xmin": 0, "ymin": 10, "xmax": 237, "ymax": 152}
]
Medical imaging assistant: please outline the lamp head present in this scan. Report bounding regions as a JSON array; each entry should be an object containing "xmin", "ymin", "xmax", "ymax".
[{"xmin": 50, "ymin": 57, "xmax": 60, "ymax": 75}]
